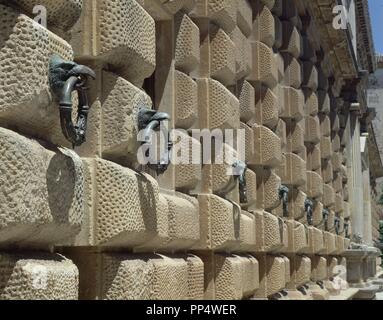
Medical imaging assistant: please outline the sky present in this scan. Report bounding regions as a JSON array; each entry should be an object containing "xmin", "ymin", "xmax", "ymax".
[{"xmin": 369, "ymin": 0, "xmax": 383, "ymax": 54}]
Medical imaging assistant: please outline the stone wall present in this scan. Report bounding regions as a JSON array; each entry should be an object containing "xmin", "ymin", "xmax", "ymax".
[{"xmin": 0, "ymin": 0, "xmax": 370, "ymax": 300}]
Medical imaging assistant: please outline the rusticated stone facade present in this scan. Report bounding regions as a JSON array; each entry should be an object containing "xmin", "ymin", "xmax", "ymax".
[{"xmin": 0, "ymin": 0, "xmax": 381, "ymax": 300}]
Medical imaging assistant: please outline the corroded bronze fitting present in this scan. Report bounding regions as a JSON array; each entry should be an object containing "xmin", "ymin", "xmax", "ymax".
[
  {"xmin": 304, "ymin": 198, "xmax": 314, "ymax": 226},
  {"xmin": 279, "ymin": 185, "xmax": 289, "ymax": 217},
  {"xmin": 49, "ymin": 55, "xmax": 96, "ymax": 147}
]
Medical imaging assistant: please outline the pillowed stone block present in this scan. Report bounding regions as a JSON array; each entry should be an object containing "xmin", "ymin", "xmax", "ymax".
[
  {"xmin": 230, "ymin": 27, "xmax": 252, "ymax": 79},
  {"xmin": 294, "ymin": 256, "xmax": 311, "ymax": 288},
  {"xmin": 331, "ymin": 113, "xmax": 340, "ymax": 132},
  {"xmin": 197, "ymin": 78, "xmax": 240, "ymax": 130},
  {"xmin": 334, "ymin": 192, "xmax": 343, "ymax": 215},
  {"xmin": 335, "ymin": 236, "xmax": 345, "ymax": 255},
  {"xmin": 301, "ymin": 62, "xmax": 318, "ymax": 91},
  {"xmin": 323, "ymin": 184, "xmax": 335, "ymax": 207},
  {"xmin": 279, "ymin": 86, "xmax": 304, "ymax": 121},
  {"xmin": 7, "ymin": 0, "xmax": 83, "ymax": 32},
  {"xmin": 252, "ymin": 2, "xmax": 275, "ymax": 47},
  {"xmin": 305, "ymin": 227, "xmax": 325, "ymax": 255},
  {"xmin": 266, "ymin": 256, "xmax": 286, "ymax": 297},
  {"xmin": 306, "ymin": 171, "xmax": 323, "ymax": 199},
  {"xmin": 306, "ymin": 144, "xmax": 321, "ymax": 171},
  {"xmin": 99, "ymin": 253, "xmax": 203, "ymax": 300},
  {"xmin": 333, "ymin": 172, "xmax": 343, "ymax": 193},
  {"xmin": 286, "ymin": 220, "xmax": 308, "ymax": 253},
  {"xmin": 332, "ymin": 134, "xmax": 341, "ymax": 153},
  {"xmin": 279, "ymin": 153, "xmax": 306, "ymax": 187},
  {"xmin": 0, "ymin": 128, "xmax": 84, "ymax": 247},
  {"xmin": 263, "ymin": 211, "xmax": 284, "ymax": 252},
  {"xmin": 175, "ymin": 14, "xmax": 200, "ymax": 74},
  {"xmin": 320, "ymin": 137, "xmax": 333, "ymax": 160},
  {"xmin": 0, "ymin": 5, "xmax": 74, "ymax": 146},
  {"xmin": 210, "ymin": 28, "xmax": 236, "ymax": 85},
  {"xmin": 276, "ymin": 119, "xmax": 287, "ymax": 151},
  {"xmin": 257, "ymin": 169, "xmax": 282, "ymax": 211},
  {"xmin": 311, "ymin": 256, "xmax": 327, "ymax": 282},
  {"xmin": 304, "ymin": 89, "xmax": 319, "ymax": 116},
  {"xmin": 173, "ymin": 131, "xmax": 202, "ymax": 192},
  {"xmin": 331, "ymin": 152, "xmax": 342, "ymax": 173},
  {"xmin": 242, "ymin": 169, "xmax": 257, "ymax": 210},
  {"xmin": 317, "ymin": 90, "xmax": 330, "ymax": 114},
  {"xmin": 239, "ymin": 81, "xmax": 255, "ymax": 123},
  {"xmin": 102, "ymin": 72, "xmax": 152, "ymax": 162},
  {"xmin": 238, "ymin": 212, "xmax": 256, "ymax": 251},
  {"xmin": 237, "ymin": 0, "xmax": 252, "ymax": 36},
  {"xmin": 319, "ymin": 114, "xmax": 331, "ymax": 137},
  {"xmin": 321, "ymin": 160, "xmax": 333, "ymax": 184},
  {"xmin": 197, "ymin": 194, "xmax": 240, "ymax": 251},
  {"xmin": 175, "ymin": 71, "xmax": 198, "ymax": 129},
  {"xmin": 324, "ymin": 231, "xmax": 337, "ymax": 255},
  {"xmin": 343, "ymin": 201, "xmax": 350, "ymax": 219},
  {"xmin": 281, "ymin": 21, "xmax": 301, "ymax": 58},
  {"xmin": 312, "ymin": 201, "xmax": 324, "ymax": 227},
  {"xmin": 327, "ymin": 257, "xmax": 338, "ymax": 278},
  {"xmin": 304, "ymin": 116, "xmax": 321, "ymax": 144},
  {"xmin": 242, "ymin": 122, "xmax": 255, "ymax": 163},
  {"xmin": 247, "ymin": 41, "xmax": 278, "ymax": 88},
  {"xmin": 254, "ymin": 85, "xmax": 279, "ymax": 129},
  {"xmin": 214, "ymin": 254, "xmax": 258, "ymax": 300},
  {"xmin": 286, "ymin": 121, "xmax": 304, "ymax": 154},
  {"xmin": 289, "ymin": 189, "xmax": 306, "ymax": 220},
  {"xmin": 71, "ymin": 0, "xmax": 156, "ymax": 86},
  {"xmin": 207, "ymin": 0, "xmax": 237, "ymax": 33},
  {"xmin": 0, "ymin": 253, "xmax": 78, "ymax": 300},
  {"xmin": 251, "ymin": 125, "xmax": 282, "ymax": 168},
  {"xmin": 282, "ymin": 53, "xmax": 302, "ymax": 89}
]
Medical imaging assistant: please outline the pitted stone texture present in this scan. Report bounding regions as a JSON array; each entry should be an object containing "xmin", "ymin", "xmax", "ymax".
[
  {"xmin": 288, "ymin": 188, "xmax": 306, "ymax": 220},
  {"xmin": 175, "ymin": 14, "xmax": 200, "ymax": 73},
  {"xmin": 279, "ymin": 86, "xmax": 304, "ymax": 121},
  {"xmin": 0, "ymin": 253, "xmax": 78, "ymax": 300},
  {"xmin": 319, "ymin": 114, "xmax": 331, "ymax": 137},
  {"xmin": 175, "ymin": 71, "xmax": 198, "ymax": 129},
  {"xmin": 197, "ymin": 194, "xmax": 240, "ymax": 251},
  {"xmin": 305, "ymin": 227, "xmax": 325, "ymax": 255},
  {"xmin": 254, "ymin": 84, "xmax": 279, "ymax": 129},
  {"xmin": 294, "ymin": 256, "xmax": 311, "ymax": 288},
  {"xmin": 102, "ymin": 72, "xmax": 152, "ymax": 163},
  {"xmin": 230, "ymin": 27, "xmax": 252, "ymax": 80},
  {"xmin": 263, "ymin": 211, "xmax": 283, "ymax": 252},
  {"xmin": 305, "ymin": 171, "xmax": 323, "ymax": 199},
  {"xmin": 210, "ymin": 28, "xmax": 236, "ymax": 85},
  {"xmin": 324, "ymin": 231, "xmax": 337, "ymax": 255},
  {"xmin": 238, "ymin": 212, "xmax": 256, "ymax": 251},
  {"xmin": 6, "ymin": 0, "xmax": 82, "ymax": 32},
  {"xmin": 287, "ymin": 220, "xmax": 308, "ymax": 253},
  {"xmin": 197, "ymin": 78, "xmax": 240, "ymax": 130},
  {"xmin": 71, "ymin": 0, "xmax": 155, "ymax": 86},
  {"xmin": 335, "ymin": 236, "xmax": 346, "ymax": 255},
  {"xmin": 279, "ymin": 153, "xmax": 306, "ymax": 187},
  {"xmin": 304, "ymin": 89, "xmax": 319, "ymax": 116},
  {"xmin": 0, "ymin": 128, "xmax": 84, "ymax": 247},
  {"xmin": 0, "ymin": 6, "xmax": 74, "ymax": 146},
  {"xmin": 332, "ymin": 134, "xmax": 341, "ymax": 153},
  {"xmin": 206, "ymin": 0, "xmax": 237, "ymax": 33},
  {"xmin": 266, "ymin": 256, "xmax": 286, "ymax": 297},
  {"xmin": 304, "ymin": 116, "xmax": 321, "ymax": 144},
  {"xmin": 237, "ymin": 0, "xmax": 252, "ymax": 36},
  {"xmin": 252, "ymin": 2, "xmax": 275, "ymax": 48},
  {"xmin": 83, "ymin": 158, "xmax": 171, "ymax": 248},
  {"xmin": 286, "ymin": 121, "xmax": 304, "ymax": 154},
  {"xmin": 257, "ymin": 169, "xmax": 282, "ymax": 211},
  {"xmin": 242, "ymin": 169, "xmax": 257, "ymax": 210},
  {"xmin": 282, "ymin": 53, "xmax": 302, "ymax": 89},
  {"xmin": 281, "ymin": 21, "xmax": 301, "ymax": 58},
  {"xmin": 311, "ymin": 256, "xmax": 327, "ymax": 282},
  {"xmin": 333, "ymin": 172, "xmax": 343, "ymax": 193},
  {"xmin": 251, "ymin": 125, "xmax": 282, "ymax": 168},
  {"xmin": 214, "ymin": 254, "xmax": 259, "ymax": 300},
  {"xmin": 173, "ymin": 130, "xmax": 201, "ymax": 192},
  {"xmin": 247, "ymin": 41, "xmax": 278, "ymax": 88},
  {"xmin": 238, "ymin": 80, "xmax": 255, "ymax": 123},
  {"xmin": 101, "ymin": 253, "xmax": 203, "ymax": 300}
]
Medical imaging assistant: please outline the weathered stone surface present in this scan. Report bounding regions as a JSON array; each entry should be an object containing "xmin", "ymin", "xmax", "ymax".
[
  {"xmin": 254, "ymin": 84, "xmax": 279, "ymax": 129},
  {"xmin": 266, "ymin": 256, "xmax": 286, "ymax": 296},
  {"xmin": 251, "ymin": 125, "xmax": 282, "ymax": 168},
  {"xmin": 230, "ymin": 27, "xmax": 252, "ymax": 79},
  {"xmin": 71, "ymin": 0, "xmax": 156, "ymax": 85},
  {"xmin": 252, "ymin": 2, "xmax": 275, "ymax": 47},
  {"xmin": 281, "ymin": 20, "xmax": 301, "ymax": 58},
  {"xmin": 311, "ymin": 256, "xmax": 328, "ymax": 282},
  {"xmin": 0, "ymin": 5, "xmax": 74, "ymax": 146},
  {"xmin": 238, "ymin": 80, "xmax": 255, "ymax": 123},
  {"xmin": 282, "ymin": 53, "xmax": 301, "ymax": 89},
  {"xmin": 0, "ymin": 128, "xmax": 84, "ymax": 247},
  {"xmin": 286, "ymin": 121, "xmax": 305, "ymax": 154},
  {"xmin": 175, "ymin": 71, "xmax": 198, "ymax": 129},
  {"xmin": 279, "ymin": 86, "xmax": 304, "ymax": 121},
  {"xmin": 0, "ymin": 253, "xmax": 78, "ymax": 300}
]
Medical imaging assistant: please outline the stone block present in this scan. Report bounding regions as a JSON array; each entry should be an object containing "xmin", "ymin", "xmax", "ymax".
[
  {"xmin": 333, "ymin": 172, "xmax": 343, "ymax": 193},
  {"xmin": 279, "ymin": 86, "xmax": 304, "ymax": 121},
  {"xmin": 281, "ymin": 20, "xmax": 301, "ymax": 58},
  {"xmin": 254, "ymin": 84, "xmax": 279, "ymax": 129},
  {"xmin": 306, "ymin": 144, "xmax": 321, "ymax": 171},
  {"xmin": 175, "ymin": 14, "xmax": 200, "ymax": 74},
  {"xmin": 247, "ymin": 41, "xmax": 278, "ymax": 88},
  {"xmin": 71, "ymin": 0, "xmax": 156, "ymax": 86},
  {"xmin": 289, "ymin": 189, "xmax": 306, "ymax": 220},
  {"xmin": 286, "ymin": 121, "xmax": 305, "ymax": 154},
  {"xmin": 266, "ymin": 256, "xmax": 286, "ymax": 296},
  {"xmin": 238, "ymin": 212, "xmax": 257, "ymax": 251},
  {"xmin": 0, "ymin": 253, "xmax": 78, "ymax": 300},
  {"xmin": 304, "ymin": 116, "xmax": 321, "ymax": 144},
  {"xmin": 320, "ymin": 137, "xmax": 333, "ymax": 160},
  {"xmin": 317, "ymin": 90, "xmax": 330, "ymax": 114},
  {"xmin": 197, "ymin": 78, "xmax": 240, "ymax": 130},
  {"xmin": 323, "ymin": 184, "xmax": 335, "ymax": 207},
  {"xmin": 321, "ymin": 159, "xmax": 334, "ymax": 184},
  {"xmin": 0, "ymin": 5, "xmax": 75, "ymax": 146},
  {"xmin": 305, "ymin": 171, "xmax": 323, "ymax": 199},
  {"xmin": 263, "ymin": 212, "xmax": 284, "ymax": 252},
  {"xmin": 332, "ymin": 134, "xmax": 341, "ymax": 153},
  {"xmin": 238, "ymin": 81, "xmax": 255, "ymax": 123},
  {"xmin": 279, "ymin": 153, "xmax": 306, "ymax": 187},
  {"xmin": 206, "ymin": 0, "xmax": 237, "ymax": 33},
  {"xmin": 305, "ymin": 227, "xmax": 325, "ymax": 255},
  {"xmin": 237, "ymin": 0, "xmax": 252, "ymax": 36},
  {"xmin": 251, "ymin": 125, "xmax": 282, "ymax": 168},
  {"xmin": 210, "ymin": 28, "xmax": 236, "ymax": 85},
  {"xmin": 324, "ymin": 231, "xmax": 337, "ymax": 255},
  {"xmin": 197, "ymin": 194, "xmax": 240, "ymax": 251},
  {"xmin": 282, "ymin": 53, "xmax": 302, "ymax": 89},
  {"xmin": 0, "ymin": 128, "xmax": 84, "ymax": 247},
  {"xmin": 331, "ymin": 152, "xmax": 342, "ymax": 173},
  {"xmin": 286, "ymin": 220, "xmax": 308, "ymax": 254},
  {"xmin": 257, "ymin": 169, "xmax": 282, "ymax": 211},
  {"xmin": 319, "ymin": 114, "xmax": 331, "ymax": 137},
  {"xmin": 301, "ymin": 62, "xmax": 318, "ymax": 91},
  {"xmin": 311, "ymin": 256, "xmax": 328, "ymax": 282},
  {"xmin": 252, "ymin": 2, "xmax": 275, "ymax": 47},
  {"xmin": 294, "ymin": 255, "xmax": 311, "ymax": 288},
  {"xmin": 230, "ymin": 27, "xmax": 252, "ymax": 79},
  {"xmin": 304, "ymin": 89, "xmax": 319, "ymax": 116}
]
